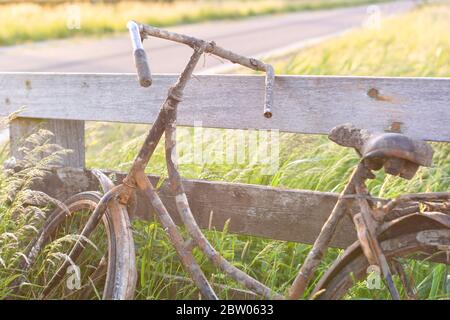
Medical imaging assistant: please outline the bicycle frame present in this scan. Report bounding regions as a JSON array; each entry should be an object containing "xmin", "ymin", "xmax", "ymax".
[
  {"xmin": 121, "ymin": 21, "xmax": 280, "ymax": 299},
  {"xmin": 42, "ymin": 21, "xmax": 279, "ymax": 300},
  {"xmin": 40, "ymin": 22, "xmax": 450, "ymax": 300},
  {"xmin": 289, "ymin": 161, "xmax": 403, "ymax": 299}
]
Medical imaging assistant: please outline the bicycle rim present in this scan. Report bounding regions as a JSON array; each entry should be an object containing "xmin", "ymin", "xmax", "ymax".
[
  {"xmin": 313, "ymin": 227, "xmax": 450, "ymax": 300},
  {"xmin": 20, "ymin": 192, "xmax": 136, "ymax": 300}
]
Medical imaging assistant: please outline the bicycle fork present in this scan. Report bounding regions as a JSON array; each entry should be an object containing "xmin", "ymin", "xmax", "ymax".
[
  {"xmin": 352, "ymin": 172, "xmax": 400, "ymax": 300},
  {"xmin": 289, "ymin": 162, "xmax": 400, "ymax": 300}
]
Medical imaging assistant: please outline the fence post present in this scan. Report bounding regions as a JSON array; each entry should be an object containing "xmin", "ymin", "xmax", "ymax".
[{"xmin": 9, "ymin": 118, "xmax": 85, "ymax": 168}]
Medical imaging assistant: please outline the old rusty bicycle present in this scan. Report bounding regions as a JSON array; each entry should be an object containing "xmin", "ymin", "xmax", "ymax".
[{"xmin": 15, "ymin": 21, "xmax": 449, "ymax": 300}]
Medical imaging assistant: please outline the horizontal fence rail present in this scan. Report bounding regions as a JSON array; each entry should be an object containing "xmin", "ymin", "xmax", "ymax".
[
  {"xmin": 1, "ymin": 73, "xmax": 449, "ymax": 141},
  {"xmin": 37, "ymin": 168, "xmax": 358, "ymax": 248},
  {"xmin": 1, "ymin": 72, "xmax": 449, "ymax": 246}
]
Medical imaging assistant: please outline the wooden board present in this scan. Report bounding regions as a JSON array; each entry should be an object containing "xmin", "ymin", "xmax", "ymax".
[
  {"xmin": 1, "ymin": 73, "xmax": 449, "ymax": 142},
  {"xmin": 36, "ymin": 168, "xmax": 358, "ymax": 248},
  {"xmin": 9, "ymin": 118, "xmax": 85, "ymax": 168}
]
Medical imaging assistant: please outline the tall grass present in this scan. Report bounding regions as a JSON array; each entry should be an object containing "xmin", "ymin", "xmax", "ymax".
[
  {"xmin": 271, "ymin": 3, "xmax": 450, "ymax": 77},
  {"xmin": 0, "ymin": 0, "xmax": 387, "ymax": 46},
  {"xmin": 0, "ymin": 130, "xmax": 74, "ymax": 299}
]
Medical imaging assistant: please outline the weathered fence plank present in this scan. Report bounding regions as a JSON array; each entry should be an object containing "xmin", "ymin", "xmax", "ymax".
[
  {"xmin": 36, "ymin": 168, "xmax": 357, "ymax": 248},
  {"xmin": 3, "ymin": 72, "xmax": 448, "ymax": 248},
  {"xmin": 1, "ymin": 73, "xmax": 449, "ymax": 142},
  {"xmin": 10, "ymin": 118, "xmax": 85, "ymax": 168}
]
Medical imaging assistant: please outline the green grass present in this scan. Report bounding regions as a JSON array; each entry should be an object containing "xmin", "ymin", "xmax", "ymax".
[
  {"xmin": 0, "ymin": 4, "xmax": 449, "ymax": 300},
  {"xmin": 0, "ymin": 0, "xmax": 389, "ymax": 46}
]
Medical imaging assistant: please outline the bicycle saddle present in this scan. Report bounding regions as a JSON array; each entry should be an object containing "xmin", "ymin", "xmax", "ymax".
[{"xmin": 329, "ymin": 124, "xmax": 434, "ymax": 179}]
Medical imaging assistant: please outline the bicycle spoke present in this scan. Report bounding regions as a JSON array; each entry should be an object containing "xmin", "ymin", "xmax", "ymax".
[
  {"xmin": 78, "ymin": 255, "xmax": 108, "ymax": 300},
  {"xmin": 392, "ymin": 259, "xmax": 418, "ymax": 300},
  {"xmin": 41, "ymin": 186, "xmax": 122, "ymax": 298}
]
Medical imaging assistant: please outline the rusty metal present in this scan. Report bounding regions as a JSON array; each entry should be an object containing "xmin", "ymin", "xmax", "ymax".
[
  {"xmin": 383, "ymin": 192, "xmax": 450, "ymax": 213},
  {"xmin": 288, "ymin": 163, "xmax": 364, "ymax": 299},
  {"xmin": 41, "ymin": 185, "xmax": 126, "ymax": 298},
  {"xmin": 312, "ymin": 229, "xmax": 450, "ymax": 299},
  {"xmin": 138, "ymin": 22, "xmax": 275, "ymax": 118},
  {"xmin": 135, "ymin": 171, "xmax": 218, "ymax": 300},
  {"xmin": 162, "ymin": 49, "xmax": 281, "ymax": 299},
  {"xmin": 288, "ymin": 124, "xmax": 448, "ymax": 300},
  {"xmin": 354, "ymin": 181, "xmax": 400, "ymax": 300},
  {"xmin": 392, "ymin": 259, "xmax": 418, "ymax": 300},
  {"xmin": 310, "ymin": 212, "xmax": 450, "ymax": 299},
  {"xmin": 329, "ymin": 123, "xmax": 434, "ymax": 180},
  {"xmin": 108, "ymin": 22, "xmax": 278, "ymax": 299},
  {"xmin": 25, "ymin": 22, "xmax": 450, "ymax": 300},
  {"xmin": 13, "ymin": 186, "xmax": 136, "ymax": 299},
  {"xmin": 361, "ymin": 133, "xmax": 433, "ymax": 166}
]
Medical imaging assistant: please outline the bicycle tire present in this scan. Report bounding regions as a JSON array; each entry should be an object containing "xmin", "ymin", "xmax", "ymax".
[
  {"xmin": 22, "ymin": 191, "xmax": 136, "ymax": 300},
  {"xmin": 313, "ymin": 226, "xmax": 450, "ymax": 299}
]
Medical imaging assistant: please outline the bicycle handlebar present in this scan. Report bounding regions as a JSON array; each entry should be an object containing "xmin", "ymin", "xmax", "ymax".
[
  {"xmin": 127, "ymin": 21, "xmax": 152, "ymax": 87},
  {"xmin": 128, "ymin": 21, "xmax": 275, "ymax": 118}
]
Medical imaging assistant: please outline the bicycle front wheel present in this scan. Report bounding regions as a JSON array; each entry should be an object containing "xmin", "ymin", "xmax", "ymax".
[{"xmin": 19, "ymin": 191, "xmax": 136, "ymax": 300}]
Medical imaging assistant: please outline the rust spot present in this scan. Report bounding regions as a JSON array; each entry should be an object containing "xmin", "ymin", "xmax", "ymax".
[
  {"xmin": 386, "ymin": 121, "xmax": 403, "ymax": 133},
  {"xmin": 25, "ymin": 80, "xmax": 32, "ymax": 90},
  {"xmin": 367, "ymin": 88, "xmax": 379, "ymax": 99},
  {"xmin": 5, "ymin": 97, "xmax": 10, "ymax": 105},
  {"xmin": 367, "ymin": 88, "xmax": 396, "ymax": 103},
  {"xmin": 249, "ymin": 58, "xmax": 258, "ymax": 67}
]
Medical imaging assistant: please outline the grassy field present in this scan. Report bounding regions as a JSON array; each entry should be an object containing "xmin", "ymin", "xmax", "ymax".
[
  {"xmin": 0, "ymin": 4, "xmax": 449, "ymax": 299},
  {"xmin": 0, "ymin": 0, "xmax": 388, "ymax": 46}
]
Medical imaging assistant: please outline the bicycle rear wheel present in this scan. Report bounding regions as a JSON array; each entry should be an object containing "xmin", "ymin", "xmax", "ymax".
[
  {"xmin": 313, "ymin": 224, "xmax": 450, "ymax": 300},
  {"xmin": 20, "ymin": 191, "xmax": 136, "ymax": 300}
]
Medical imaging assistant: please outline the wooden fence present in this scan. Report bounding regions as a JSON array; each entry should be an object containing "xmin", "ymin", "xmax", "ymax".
[{"xmin": 1, "ymin": 72, "xmax": 449, "ymax": 249}]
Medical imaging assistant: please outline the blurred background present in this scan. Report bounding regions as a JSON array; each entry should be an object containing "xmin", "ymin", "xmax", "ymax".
[{"xmin": 0, "ymin": 0, "xmax": 430, "ymax": 73}]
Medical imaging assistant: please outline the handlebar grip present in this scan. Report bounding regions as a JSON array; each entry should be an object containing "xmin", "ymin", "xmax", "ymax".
[
  {"xmin": 127, "ymin": 21, "xmax": 152, "ymax": 87},
  {"xmin": 134, "ymin": 48, "xmax": 152, "ymax": 87}
]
